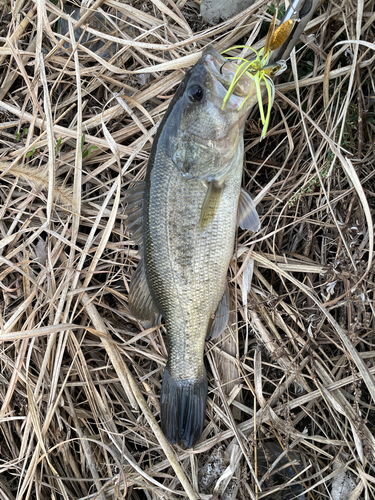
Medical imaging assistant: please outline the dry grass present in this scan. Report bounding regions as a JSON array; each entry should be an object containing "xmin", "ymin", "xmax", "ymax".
[{"xmin": 0, "ymin": 0, "xmax": 375, "ymax": 499}]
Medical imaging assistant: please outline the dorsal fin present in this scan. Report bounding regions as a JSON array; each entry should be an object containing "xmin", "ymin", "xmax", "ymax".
[
  {"xmin": 124, "ymin": 182, "xmax": 145, "ymax": 248},
  {"xmin": 129, "ymin": 256, "xmax": 161, "ymax": 325},
  {"xmin": 237, "ymin": 188, "xmax": 261, "ymax": 231},
  {"xmin": 125, "ymin": 182, "xmax": 161, "ymax": 324}
]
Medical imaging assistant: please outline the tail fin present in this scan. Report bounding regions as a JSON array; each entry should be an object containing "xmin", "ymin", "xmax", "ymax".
[{"xmin": 160, "ymin": 367, "xmax": 207, "ymax": 448}]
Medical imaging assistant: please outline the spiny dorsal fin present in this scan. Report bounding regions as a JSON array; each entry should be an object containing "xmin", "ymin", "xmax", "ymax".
[
  {"xmin": 237, "ymin": 188, "xmax": 261, "ymax": 231},
  {"xmin": 206, "ymin": 283, "xmax": 230, "ymax": 340},
  {"xmin": 199, "ymin": 181, "xmax": 223, "ymax": 229},
  {"xmin": 129, "ymin": 257, "xmax": 161, "ymax": 325}
]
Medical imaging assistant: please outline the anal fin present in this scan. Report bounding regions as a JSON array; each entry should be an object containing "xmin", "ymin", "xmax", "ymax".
[
  {"xmin": 129, "ymin": 257, "xmax": 161, "ymax": 325},
  {"xmin": 237, "ymin": 188, "xmax": 261, "ymax": 231},
  {"xmin": 206, "ymin": 283, "xmax": 230, "ymax": 340}
]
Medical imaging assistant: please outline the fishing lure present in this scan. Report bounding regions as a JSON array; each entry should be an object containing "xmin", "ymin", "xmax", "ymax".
[{"xmin": 222, "ymin": 12, "xmax": 294, "ymax": 139}]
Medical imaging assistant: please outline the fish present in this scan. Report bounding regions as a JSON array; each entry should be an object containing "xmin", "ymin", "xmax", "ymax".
[{"xmin": 126, "ymin": 47, "xmax": 261, "ymax": 448}]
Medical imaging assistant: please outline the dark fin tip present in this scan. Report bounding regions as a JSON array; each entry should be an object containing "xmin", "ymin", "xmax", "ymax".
[{"xmin": 160, "ymin": 367, "xmax": 208, "ymax": 448}]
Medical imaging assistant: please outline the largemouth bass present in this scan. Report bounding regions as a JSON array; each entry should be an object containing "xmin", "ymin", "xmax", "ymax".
[{"xmin": 126, "ymin": 47, "xmax": 261, "ymax": 448}]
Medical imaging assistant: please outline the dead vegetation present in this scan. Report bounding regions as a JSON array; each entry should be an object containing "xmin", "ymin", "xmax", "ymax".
[{"xmin": 0, "ymin": 0, "xmax": 375, "ymax": 499}]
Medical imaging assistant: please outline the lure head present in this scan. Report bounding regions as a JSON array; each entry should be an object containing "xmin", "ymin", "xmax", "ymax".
[{"xmin": 262, "ymin": 60, "xmax": 287, "ymax": 77}]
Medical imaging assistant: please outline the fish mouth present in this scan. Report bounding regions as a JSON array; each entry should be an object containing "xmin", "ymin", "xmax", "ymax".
[
  {"xmin": 202, "ymin": 46, "xmax": 260, "ymax": 113},
  {"xmin": 202, "ymin": 46, "xmax": 256, "ymax": 98}
]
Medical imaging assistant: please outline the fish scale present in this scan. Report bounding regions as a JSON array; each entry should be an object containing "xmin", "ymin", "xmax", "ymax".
[{"xmin": 147, "ymin": 152, "xmax": 240, "ymax": 380}]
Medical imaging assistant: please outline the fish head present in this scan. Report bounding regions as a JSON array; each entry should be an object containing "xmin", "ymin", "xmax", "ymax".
[{"xmin": 169, "ymin": 47, "xmax": 260, "ymax": 175}]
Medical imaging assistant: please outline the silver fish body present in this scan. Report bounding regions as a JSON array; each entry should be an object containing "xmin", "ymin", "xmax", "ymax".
[{"xmin": 127, "ymin": 47, "xmax": 260, "ymax": 447}]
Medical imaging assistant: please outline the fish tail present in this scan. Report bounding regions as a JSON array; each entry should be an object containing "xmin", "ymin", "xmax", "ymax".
[{"xmin": 160, "ymin": 366, "xmax": 207, "ymax": 448}]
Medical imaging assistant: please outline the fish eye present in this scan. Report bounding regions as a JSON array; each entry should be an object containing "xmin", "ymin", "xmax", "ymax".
[{"xmin": 187, "ymin": 85, "xmax": 204, "ymax": 102}]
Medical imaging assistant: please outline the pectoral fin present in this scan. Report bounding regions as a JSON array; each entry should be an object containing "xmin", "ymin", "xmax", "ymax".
[
  {"xmin": 206, "ymin": 283, "xmax": 230, "ymax": 340},
  {"xmin": 129, "ymin": 257, "xmax": 161, "ymax": 325},
  {"xmin": 237, "ymin": 188, "xmax": 261, "ymax": 231},
  {"xmin": 200, "ymin": 181, "xmax": 223, "ymax": 229}
]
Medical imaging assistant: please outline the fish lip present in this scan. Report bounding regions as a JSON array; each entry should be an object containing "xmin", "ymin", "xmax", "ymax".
[
  {"xmin": 202, "ymin": 47, "xmax": 236, "ymax": 91},
  {"xmin": 202, "ymin": 47, "xmax": 258, "ymax": 104},
  {"xmin": 201, "ymin": 47, "xmax": 259, "ymax": 113}
]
